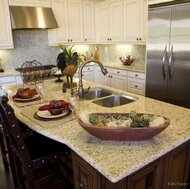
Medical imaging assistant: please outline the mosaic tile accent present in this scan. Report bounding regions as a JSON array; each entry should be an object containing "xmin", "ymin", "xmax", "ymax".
[{"xmin": 0, "ymin": 30, "xmax": 146, "ymax": 70}]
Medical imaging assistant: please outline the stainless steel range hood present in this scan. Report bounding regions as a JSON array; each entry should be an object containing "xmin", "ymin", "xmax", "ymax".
[{"xmin": 10, "ymin": 6, "xmax": 58, "ymax": 29}]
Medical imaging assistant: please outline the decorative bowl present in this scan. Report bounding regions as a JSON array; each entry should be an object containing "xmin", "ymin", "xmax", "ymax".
[
  {"xmin": 78, "ymin": 113, "xmax": 170, "ymax": 141},
  {"xmin": 48, "ymin": 108, "xmax": 65, "ymax": 115},
  {"xmin": 120, "ymin": 57, "xmax": 135, "ymax": 65}
]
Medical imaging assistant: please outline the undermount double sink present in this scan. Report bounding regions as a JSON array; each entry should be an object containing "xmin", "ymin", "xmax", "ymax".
[{"xmin": 76, "ymin": 87, "xmax": 138, "ymax": 107}]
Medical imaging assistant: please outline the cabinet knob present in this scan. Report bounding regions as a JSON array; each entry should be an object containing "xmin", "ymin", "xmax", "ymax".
[
  {"xmin": 117, "ymin": 71, "xmax": 120, "ymax": 73},
  {"xmin": 136, "ymin": 37, "xmax": 139, "ymax": 41},
  {"xmin": 71, "ymin": 39, "xmax": 73, "ymax": 42},
  {"xmin": 135, "ymin": 85, "xmax": 138, "ymax": 88},
  {"xmin": 79, "ymin": 180, "xmax": 87, "ymax": 189},
  {"xmin": 85, "ymin": 38, "xmax": 87, "ymax": 41},
  {"xmin": 135, "ymin": 74, "xmax": 138, "ymax": 77},
  {"xmin": 139, "ymin": 37, "xmax": 142, "ymax": 41},
  {"xmin": 68, "ymin": 39, "xmax": 70, "ymax": 42},
  {"xmin": 110, "ymin": 38, "xmax": 112, "ymax": 41},
  {"xmin": 107, "ymin": 38, "xmax": 109, "ymax": 41},
  {"xmin": 110, "ymin": 75, "xmax": 112, "ymax": 78}
]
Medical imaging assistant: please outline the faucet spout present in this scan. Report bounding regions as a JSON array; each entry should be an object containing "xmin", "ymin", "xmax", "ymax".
[{"xmin": 78, "ymin": 60, "xmax": 108, "ymax": 101}]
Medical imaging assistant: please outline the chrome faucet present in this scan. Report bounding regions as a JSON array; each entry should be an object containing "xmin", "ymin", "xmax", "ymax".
[{"xmin": 78, "ymin": 60, "xmax": 108, "ymax": 101}]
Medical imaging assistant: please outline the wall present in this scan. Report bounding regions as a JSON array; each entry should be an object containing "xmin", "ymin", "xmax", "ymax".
[{"xmin": 0, "ymin": 30, "xmax": 146, "ymax": 70}]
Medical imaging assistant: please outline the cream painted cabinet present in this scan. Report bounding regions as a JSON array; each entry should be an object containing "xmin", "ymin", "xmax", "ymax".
[
  {"xmin": 8, "ymin": 0, "xmax": 51, "ymax": 7},
  {"xmin": 48, "ymin": 0, "xmax": 83, "ymax": 45},
  {"xmin": 83, "ymin": 0, "xmax": 95, "ymax": 43},
  {"xmin": 95, "ymin": 67, "xmax": 127, "ymax": 91},
  {"xmin": 0, "ymin": 76, "xmax": 16, "ymax": 86},
  {"xmin": 148, "ymin": 0, "xmax": 172, "ymax": 5},
  {"xmin": 127, "ymin": 71, "xmax": 145, "ymax": 95},
  {"xmin": 123, "ymin": 0, "xmax": 147, "ymax": 43},
  {"xmin": 96, "ymin": 0, "xmax": 123, "ymax": 43},
  {"xmin": 0, "ymin": 0, "xmax": 14, "ymax": 49}
]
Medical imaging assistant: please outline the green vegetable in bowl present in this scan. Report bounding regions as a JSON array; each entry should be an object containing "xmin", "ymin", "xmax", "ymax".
[
  {"xmin": 89, "ymin": 113, "xmax": 99, "ymax": 125},
  {"xmin": 129, "ymin": 110, "xmax": 153, "ymax": 127}
]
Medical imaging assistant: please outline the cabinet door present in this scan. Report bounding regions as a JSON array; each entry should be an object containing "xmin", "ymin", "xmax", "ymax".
[
  {"xmin": 68, "ymin": 0, "xmax": 83, "ymax": 43},
  {"xmin": 109, "ymin": 1, "xmax": 123, "ymax": 42},
  {"xmin": 123, "ymin": 0, "xmax": 139, "ymax": 42},
  {"xmin": 83, "ymin": 1, "xmax": 95, "ymax": 43},
  {"xmin": 72, "ymin": 151, "xmax": 99, "ymax": 189},
  {"xmin": 123, "ymin": 0, "xmax": 146, "ymax": 43},
  {"xmin": 96, "ymin": 72, "xmax": 110, "ymax": 86},
  {"xmin": 128, "ymin": 162, "xmax": 159, "ymax": 189},
  {"xmin": 96, "ymin": 0, "xmax": 122, "ymax": 43},
  {"xmin": 0, "ymin": 76, "xmax": 16, "ymax": 86},
  {"xmin": 111, "ymin": 74, "xmax": 127, "ymax": 91},
  {"xmin": 139, "ymin": 0, "xmax": 147, "ymax": 42},
  {"xmin": 165, "ymin": 142, "xmax": 190, "ymax": 188},
  {"xmin": 0, "ymin": 0, "xmax": 14, "ymax": 49},
  {"xmin": 96, "ymin": 2, "xmax": 110, "ymax": 43},
  {"xmin": 48, "ymin": 0, "xmax": 83, "ymax": 45},
  {"xmin": 82, "ymin": 66, "xmax": 94, "ymax": 82},
  {"xmin": 8, "ymin": 0, "xmax": 51, "ymax": 7},
  {"xmin": 48, "ymin": 0, "xmax": 69, "ymax": 45}
]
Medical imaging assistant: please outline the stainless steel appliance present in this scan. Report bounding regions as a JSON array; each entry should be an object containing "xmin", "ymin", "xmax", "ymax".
[{"xmin": 146, "ymin": 1, "xmax": 190, "ymax": 108}]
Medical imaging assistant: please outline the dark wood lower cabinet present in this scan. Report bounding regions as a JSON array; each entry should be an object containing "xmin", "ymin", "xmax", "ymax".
[{"xmin": 72, "ymin": 140, "xmax": 190, "ymax": 189}]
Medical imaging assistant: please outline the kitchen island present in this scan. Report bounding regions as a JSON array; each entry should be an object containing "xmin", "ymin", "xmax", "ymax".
[{"xmin": 4, "ymin": 79, "xmax": 190, "ymax": 189}]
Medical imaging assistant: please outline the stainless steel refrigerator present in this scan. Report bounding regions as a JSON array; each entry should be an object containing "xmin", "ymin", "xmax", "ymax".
[{"xmin": 146, "ymin": 1, "xmax": 190, "ymax": 109}]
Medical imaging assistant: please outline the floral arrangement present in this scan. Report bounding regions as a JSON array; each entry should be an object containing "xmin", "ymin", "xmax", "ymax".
[{"xmin": 57, "ymin": 44, "xmax": 84, "ymax": 65}]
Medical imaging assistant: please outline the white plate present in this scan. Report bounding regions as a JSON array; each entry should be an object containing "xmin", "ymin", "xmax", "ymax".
[
  {"xmin": 37, "ymin": 109, "xmax": 69, "ymax": 119},
  {"xmin": 13, "ymin": 94, "xmax": 40, "ymax": 102}
]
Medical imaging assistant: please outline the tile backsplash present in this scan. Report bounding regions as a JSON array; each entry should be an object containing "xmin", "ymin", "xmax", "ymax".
[{"xmin": 0, "ymin": 30, "xmax": 146, "ymax": 70}]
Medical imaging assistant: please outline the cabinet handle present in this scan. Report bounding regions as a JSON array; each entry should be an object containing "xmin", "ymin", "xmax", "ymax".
[{"xmin": 79, "ymin": 180, "xmax": 87, "ymax": 189}]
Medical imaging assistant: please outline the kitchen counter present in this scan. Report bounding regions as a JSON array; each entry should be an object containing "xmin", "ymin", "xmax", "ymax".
[
  {"xmin": 102, "ymin": 62, "xmax": 145, "ymax": 73},
  {"xmin": 0, "ymin": 70, "xmax": 20, "ymax": 76},
  {"xmin": 4, "ymin": 79, "xmax": 190, "ymax": 184}
]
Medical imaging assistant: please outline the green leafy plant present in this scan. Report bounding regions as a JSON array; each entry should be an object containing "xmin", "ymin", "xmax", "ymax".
[{"xmin": 57, "ymin": 44, "xmax": 84, "ymax": 65}]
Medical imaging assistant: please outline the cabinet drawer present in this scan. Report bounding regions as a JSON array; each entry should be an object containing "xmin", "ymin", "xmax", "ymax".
[
  {"xmin": 128, "ymin": 78, "xmax": 145, "ymax": 95},
  {"xmin": 110, "ymin": 68, "xmax": 127, "ymax": 76},
  {"xmin": 0, "ymin": 76, "xmax": 16, "ymax": 85},
  {"xmin": 83, "ymin": 66, "xmax": 93, "ymax": 72},
  {"xmin": 128, "ymin": 71, "xmax": 145, "ymax": 79}
]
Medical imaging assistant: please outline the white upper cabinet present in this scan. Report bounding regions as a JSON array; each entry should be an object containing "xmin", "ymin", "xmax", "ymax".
[
  {"xmin": 148, "ymin": 0, "xmax": 173, "ymax": 5},
  {"xmin": 83, "ymin": 0, "xmax": 96, "ymax": 43},
  {"xmin": 96, "ymin": 0, "xmax": 123, "ymax": 43},
  {"xmin": 48, "ymin": 0, "xmax": 84, "ymax": 45},
  {"xmin": 8, "ymin": 0, "xmax": 51, "ymax": 7},
  {"xmin": 0, "ymin": 0, "xmax": 14, "ymax": 49},
  {"xmin": 123, "ymin": 0, "xmax": 147, "ymax": 44}
]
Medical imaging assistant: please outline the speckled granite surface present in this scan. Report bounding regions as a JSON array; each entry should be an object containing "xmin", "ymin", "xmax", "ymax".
[
  {"xmin": 102, "ymin": 62, "xmax": 145, "ymax": 72},
  {"xmin": 4, "ymin": 79, "xmax": 190, "ymax": 183}
]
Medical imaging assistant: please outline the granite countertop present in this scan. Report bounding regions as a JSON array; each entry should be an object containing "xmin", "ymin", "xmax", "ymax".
[
  {"xmin": 102, "ymin": 62, "xmax": 145, "ymax": 73},
  {"xmin": 0, "ymin": 70, "xmax": 20, "ymax": 76},
  {"xmin": 0, "ymin": 61, "xmax": 145, "ymax": 78},
  {"xmin": 4, "ymin": 79, "xmax": 190, "ymax": 183}
]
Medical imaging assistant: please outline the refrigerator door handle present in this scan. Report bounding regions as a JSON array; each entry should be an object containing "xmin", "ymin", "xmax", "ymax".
[
  {"xmin": 162, "ymin": 45, "xmax": 167, "ymax": 78},
  {"xmin": 169, "ymin": 45, "xmax": 174, "ymax": 77}
]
